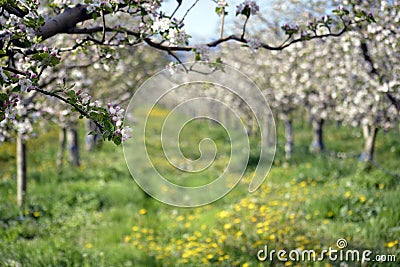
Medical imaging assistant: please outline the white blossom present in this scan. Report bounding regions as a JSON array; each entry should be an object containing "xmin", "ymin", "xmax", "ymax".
[{"xmin": 152, "ymin": 17, "xmax": 172, "ymax": 33}]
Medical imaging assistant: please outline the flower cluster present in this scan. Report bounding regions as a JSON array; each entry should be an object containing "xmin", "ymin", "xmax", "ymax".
[
  {"xmin": 72, "ymin": 89, "xmax": 132, "ymax": 144},
  {"xmin": 151, "ymin": 17, "xmax": 172, "ymax": 33},
  {"xmin": 0, "ymin": 98, "xmax": 42, "ymax": 143},
  {"xmin": 282, "ymin": 23, "xmax": 299, "ymax": 35},
  {"xmin": 151, "ymin": 17, "xmax": 190, "ymax": 45},
  {"xmin": 167, "ymin": 27, "xmax": 190, "ymax": 46},
  {"xmin": 108, "ymin": 104, "xmax": 132, "ymax": 142},
  {"xmin": 140, "ymin": 0, "xmax": 163, "ymax": 15},
  {"xmin": 236, "ymin": 0, "xmax": 259, "ymax": 17}
]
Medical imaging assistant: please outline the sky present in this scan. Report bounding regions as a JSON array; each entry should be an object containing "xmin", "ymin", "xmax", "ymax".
[{"xmin": 160, "ymin": 0, "xmax": 246, "ymax": 42}]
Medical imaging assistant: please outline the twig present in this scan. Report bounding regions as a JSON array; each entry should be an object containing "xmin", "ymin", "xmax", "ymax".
[
  {"xmin": 180, "ymin": 0, "xmax": 200, "ymax": 24},
  {"xmin": 241, "ymin": 16, "xmax": 249, "ymax": 40}
]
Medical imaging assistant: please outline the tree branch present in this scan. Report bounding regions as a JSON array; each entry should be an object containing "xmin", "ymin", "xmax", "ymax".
[
  {"xmin": 36, "ymin": 4, "xmax": 93, "ymax": 40},
  {"xmin": 360, "ymin": 41, "xmax": 400, "ymax": 112},
  {"xmin": 33, "ymin": 87, "xmax": 104, "ymax": 131}
]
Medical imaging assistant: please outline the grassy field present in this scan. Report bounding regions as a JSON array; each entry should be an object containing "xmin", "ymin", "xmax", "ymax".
[{"xmin": 0, "ymin": 110, "xmax": 399, "ymax": 266}]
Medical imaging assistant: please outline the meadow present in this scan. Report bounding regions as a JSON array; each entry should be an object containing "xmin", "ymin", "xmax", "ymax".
[{"xmin": 0, "ymin": 110, "xmax": 399, "ymax": 266}]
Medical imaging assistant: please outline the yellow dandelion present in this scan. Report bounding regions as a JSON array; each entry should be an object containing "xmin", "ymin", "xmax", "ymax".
[
  {"xmin": 378, "ymin": 183, "xmax": 384, "ymax": 190},
  {"xmin": 194, "ymin": 231, "xmax": 202, "ymax": 238},
  {"xmin": 285, "ymin": 261, "xmax": 293, "ymax": 266},
  {"xmin": 218, "ymin": 210, "xmax": 229, "ymax": 218},
  {"xmin": 233, "ymin": 218, "xmax": 241, "ymax": 224},
  {"xmin": 269, "ymin": 234, "xmax": 276, "ymax": 241},
  {"xmin": 260, "ymin": 205, "xmax": 268, "ymax": 213},
  {"xmin": 236, "ymin": 231, "xmax": 243, "ymax": 237},
  {"xmin": 85, "ymin": 243, "xmax": 93, "ymax": 249},
  {"xmin": 348, "ymin": 210, "xmax": 353, "ymax": 216},
  {"xmin": 299, "ymin": 181, "xmax": 307, "ymax": 188},
  {"xmin": 224, "ymin": 223, "xmax": 232, "ymax": 230},
  {"xmin": 234, "ymin": 204, "xmax": 241, "ymax": 212},
  {"xmin": 124, "ymin": 235, "xmax": 131, "ymax": 243},
  {"xmin": 139, "ymin": 209, "xmax": 147, "ymax": 215},
  {"xmin": 207, "ymin": 254, "xmax": 214, "ymax": 259},
  {"xmin": 344, "ymin": 191, "xmax": 351, "ymax": 198},
  {"xmin": 386, "ymin": 240, "xmax": 398, "ymax": 248},
  {"xmin": 184, "ymin": 222, "xmax": 191, "ymax": 228},
  {"xmin": 359, "ymin": 195, "xmax": 367, "ymax": 203},
  {"xmin": 242, "ymin": 263, "xmax": 250, "ymax": 267},
  {"xmin": 327, "ymin": 211, "xmax": 334, "ymax": 218},
  {"xmin": 132, "ymin": 226, "xmax": 139, "ymax": 232},
  {"xmin": 33, "ymin": 211, "xmax": 40, "ymax": 218}
]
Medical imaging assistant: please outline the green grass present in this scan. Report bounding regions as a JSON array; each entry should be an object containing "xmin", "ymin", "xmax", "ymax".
[{"xmin": 0, "ymin": 112, "xmax": 399, "ymax": 266}]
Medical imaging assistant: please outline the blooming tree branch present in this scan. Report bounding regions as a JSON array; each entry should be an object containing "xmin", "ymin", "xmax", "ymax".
[{"xmin": 0, "ymin": 0, "xmax": 375, "ymax": 145}]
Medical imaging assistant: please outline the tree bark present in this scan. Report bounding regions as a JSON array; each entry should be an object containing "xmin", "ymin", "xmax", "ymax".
[
  {"xmin": 57, "ymin": 127, "xmax": 67, "ymax": 169},
  {"xmin": 17, "ymin": 134, "xmax": 27, "ymax": 207},
  {"xmin": 310, "ymin": 118, "xmax": 324, "ymax": 152},
  {"xmin": 37, "ymin": 4, "xmax": 93, "ymax": 40},
  {"xmin": 360, "ymin": 125, "xmax": 378, "ymax": 162},
  {"xmin": 67, "ymin": 127, "xmax": 80, "ymax": 166},
  {"xmin": 283, "ymin": 115, "xmax": 294, "ymax": 160}
]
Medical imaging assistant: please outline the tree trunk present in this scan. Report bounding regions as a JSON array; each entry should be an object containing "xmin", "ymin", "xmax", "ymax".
[
  {"xmin": 360, "ymin": 125, "xmax": 378, "ymax": 162},
  {"xmin": 283, "ymin": 115, "xmax": 294, "ymax": 160},
  {"xmin": 67, "ymin": 127, "xmax": 80, "ymax": 166},
  {"xmin": 17, "ymin": 134, "xmax": 27, "ymax": 207},
  {"xmin": 57, "ymin": 127, "xmax": 67, "ymax": 169},
  {"xmin": 85, "ymin": 120, "xmax": 101, "ymax": 151},
  {"xmin": 310, "ymin": 118, "xmax": 324, "ymax": 152}
]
